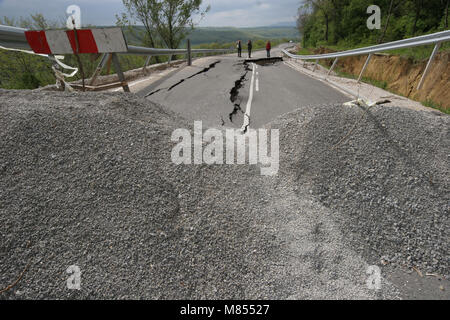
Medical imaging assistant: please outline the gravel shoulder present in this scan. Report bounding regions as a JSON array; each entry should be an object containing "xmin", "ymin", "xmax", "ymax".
[{"xmin": 284, "ymin": 58, "xmax": 433, "ymax": 112}]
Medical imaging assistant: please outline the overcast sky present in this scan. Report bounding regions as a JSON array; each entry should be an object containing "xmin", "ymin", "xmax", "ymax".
[{"xmin": 0, "ymin": 0, "xmax": 302, "ymax": 27}]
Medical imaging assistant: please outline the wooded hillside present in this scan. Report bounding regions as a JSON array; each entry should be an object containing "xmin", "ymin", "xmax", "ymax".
[{"xmin": 298, "ymin": 0, "xmax": 449, "ymax": 48}]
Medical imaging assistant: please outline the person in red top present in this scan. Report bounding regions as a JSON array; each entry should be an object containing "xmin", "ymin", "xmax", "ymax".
[{"xmin": 266, "ymin": 41, "xmax": 272, "ymax": 58}]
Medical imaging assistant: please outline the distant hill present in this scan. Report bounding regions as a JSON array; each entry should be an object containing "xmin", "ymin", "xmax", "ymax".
[
  {"xmin": 124, "ymin": 26, "xmax": 300, "ymax": 47},
  {"xmin": 268, "ymin": 22, "xmax": 297, "ymax": 27}
]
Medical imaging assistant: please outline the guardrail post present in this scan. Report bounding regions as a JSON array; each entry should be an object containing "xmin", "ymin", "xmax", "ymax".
[
  {"xmin": 327, "ymin": 58, "xmax": 339, "ymax": 77},
  {"xmin": 106, "ymin": 54, "xmax": 113, "ymax": 75},
  {"xmin": 143, "ymin": 55, "xmax": 152, "ymax": 73},
  {"xmin": 111, "ymin": 53, "xmax": 130, "ymax": 93},
  {"xmin": 358, "ymin": 54, "xmax": 373, "ymax": 83},
  {"xmin": 187, "ymin": 39, "xmax": 192, "ymax": 66},
  {"xmin": 89, "ymin": 53, "xmax": 108, "ymax": 86},
  {"xmin": 312, "ymin": 59, "xmax": 319, "ymax": 72},
  {"xmin": 417, "ymin": 42, "xmax": 441, "ymax": 90}
]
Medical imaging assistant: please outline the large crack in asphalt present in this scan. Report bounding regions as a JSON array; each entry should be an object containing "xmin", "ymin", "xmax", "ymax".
[
  {"xmin": 228, "ymin": 58, "xmax": 283, "ymax": 130},
  {"xmin": 145, "ymin": 88, "xmax": 163, "ymax": 97},
  {"xmin": 247, "ymin": 57, "xmax": 283, "ymax": 66},
  {"xmin": 145, "ymin": 60, "xmax": 221, "ymax": 97},
  {"xmin": 228, "ymin": 62, "xmax": 252, "ymax": 124},
  {"xmin": 168, "ymin": 60, "xmax": 221, "ymax": 91}
]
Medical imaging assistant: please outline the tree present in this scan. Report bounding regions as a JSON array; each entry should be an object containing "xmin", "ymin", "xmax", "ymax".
[
  {"xmin": 295, "ymin": 0, "xmax": 449, "ymax": 49},
  {"xmin": 307, "ymin": 0, "xmax": 333, "ymax": 42},
  {"xmin": 119, "ymin": 1, "xmax": 159, "ymax": 49},
  {"xmin": 297, "ymin": 6, "xmax": 309, "ymax": 34},
  {"xmin": 329, "ymin": 0, "xmax": 349, "ymax": 44},
  {"xmin": 0, "ymin": 14, "xmax": 60, "ymax": 30},
  {"xmin": 378, "ymin": 0, "xmax": 403, "ymax": 43},
  {"xmin": 411, "ymin": 0, "xmax": 424, "ymax": 35},
  {"xmin": 149, "ymin": 0, "xmax": 210, "ymax": 50},
  {"xmin": 119, "ymin": 0, "xmax": 209, "ymax": 50},
  {"xmin": 0, "ymin": 16, "xmax": 16, "ymax": 27},
  {"xmin": 445, "ymin": 0, "xmax": 449, "ymax": 29}
]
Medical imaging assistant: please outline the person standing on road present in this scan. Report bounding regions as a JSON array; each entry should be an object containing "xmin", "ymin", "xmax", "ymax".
[
  {"xmin": 266, "ymin": 40, "xmax": 271, "ymax": 58},
  {"xmin": 247, "ymin": 40, "xmax": 253, "ymax": 58},
  {"xmin": 237, "ymin": 40, "xmax": 242, "ymax": 58}
]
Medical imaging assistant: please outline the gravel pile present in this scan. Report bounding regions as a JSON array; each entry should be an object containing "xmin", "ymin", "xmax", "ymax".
[
  {"xmin": 0, "ymin": 90, "xmax": 288, "ymax": 300},
  {"xmin": 1, "ymin": 90, "xmax": 403, "ymax": 300},
  {"xmin": 269, "ymin": 103, "xmax": 449, "ymax": 276},
  {"xmin": 0, "ymin": 90, "xmax": 282, "ymax": 299},
  {"xmin": 7, "ymin": 89, "xmax": 448, "ymax": 298},
  {"xmin": 0, "ymin": 90, "xmax": 190, "ymax": 299}
]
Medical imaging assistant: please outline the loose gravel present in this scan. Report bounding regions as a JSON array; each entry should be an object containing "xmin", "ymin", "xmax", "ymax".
[
  {"xmin": 1, "ymin": 89, "xmax": 447, "ymax": 300},
  {"xmin": 269, "ymin": 103, "xmax": 449, "ymax": 277}
]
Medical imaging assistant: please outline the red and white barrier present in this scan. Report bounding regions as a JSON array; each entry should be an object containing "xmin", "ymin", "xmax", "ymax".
[{"xmin": 24, "ymin": 27, "xmax": 128, "ymax": 55}]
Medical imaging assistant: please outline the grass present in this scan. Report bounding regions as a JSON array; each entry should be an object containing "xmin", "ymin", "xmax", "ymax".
[
  {"xmin": 296, "ymin": 45, "xmax": 449, "ymax": 114},
  {"xmin": 294, "ymin": 48, "xmax": 390, "ymax": 91},
  {"xmin": 387, "ymin": 42, "xmax": 450, "ymax": 61},
  {"xmin": 422, "ymin": 100, "xmax": 450, "ymax": 115},
  {"xmin": 297, "ymin": 47, "xmax": 313, "ymax": 56},
  {"xmin": 332, "ymin": 67, "xmax": 388, "ymax": 90}
]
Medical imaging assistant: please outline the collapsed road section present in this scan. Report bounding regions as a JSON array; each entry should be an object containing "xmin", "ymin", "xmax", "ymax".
[
  {"xmin": 229, "ymin": 62, "xmax": 252, "ymax": 123},
  {"xmin": 228, "ymin": 58, "xmax": 283, "ymax": 129}
]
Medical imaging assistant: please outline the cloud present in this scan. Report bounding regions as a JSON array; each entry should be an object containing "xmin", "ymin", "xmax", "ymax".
[
  {"xmin": 0, "ymin": 0, "xmax": 301, "ymax": 27},
  {"xmin": 0, "ymin": 0, "xmax": 124, "ymax": 26},
  {"xmin": 199, "ymin": 0, "xmax": 300, "ymax": 27}
]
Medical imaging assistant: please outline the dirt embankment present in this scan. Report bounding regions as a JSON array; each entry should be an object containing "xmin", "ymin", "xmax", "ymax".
[{"xmin": 315, "ymin": 48, "xmax": 450, "ymax": 111}]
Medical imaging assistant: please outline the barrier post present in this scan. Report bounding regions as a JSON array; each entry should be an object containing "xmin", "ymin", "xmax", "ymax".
[
  {"xmin": 417, "ymin": 42, "xmax": 441, "ymax": 90},
  {"xmin": 143, "ymin": 55, "xmax": 152, "ymax": 73},
  {"xmin": 312, "ymin": 59, "xmax": 319, "ymax": 72},
  {"xmin": 111, "ymin": 53, "xmax": 130, "ymax": 92},
  {"xmin": 327, "ymin": 58, "xmax": 339, "ymax": 77},
  {"xmin": 89, "ymin": 53, "xmax": 108, "ymax": 86},
  {"xmin": 358, "ymin": 54, "xmax": 373, "ymax": 83},
  {"xmin": 187, "ymin": 39, "xmax": 192, "ymax": 66}
]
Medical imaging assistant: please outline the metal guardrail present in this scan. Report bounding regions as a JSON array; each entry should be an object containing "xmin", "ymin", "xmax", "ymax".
[
  {"xmin": 0, "ymin": 25, "xmax": 29, "ymax": 49},
  {"xmin": 127, "ymin": 45, "xmax": 233, "ymax": 56},
  {"xmin": 0, "ymin": 25, "xmax": 233, "ymax": 56},
  {"xmin": 282, "ymin": 30, "xmax": 450, "ymax": 60},
  {"xmin": 282, "ymin": 30, "xmax": 450, "ymax": 90},
  {"xmin": 0, "ymin": 24, "xmax": 234, "ymax": 92}
]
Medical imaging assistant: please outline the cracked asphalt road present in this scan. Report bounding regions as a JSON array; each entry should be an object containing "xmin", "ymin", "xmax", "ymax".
[
  {"xmin": 1, "ymin": 45, "xmax": 447, "ymax": 301},
  {"xmin": 138, "ymin": 45, "xmax": 349, "ymax": 129}
]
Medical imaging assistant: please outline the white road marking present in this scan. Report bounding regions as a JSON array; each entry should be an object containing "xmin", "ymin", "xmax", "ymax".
[
  {"xmin": 256, "ymin": 78, "xmax": 259, "ymax": 92},
  {"xmin": 241, "ymin": 63, "xmax": 256, "ymax": 132},
  {"xmin": 283, "ymin": 60, "xmax": 355, "ymax": 100}
]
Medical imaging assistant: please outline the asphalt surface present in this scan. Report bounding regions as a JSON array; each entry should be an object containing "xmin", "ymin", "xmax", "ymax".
[{"xmin": 138, "ymin": 45, "xmax": 349, "ymax": 129}]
